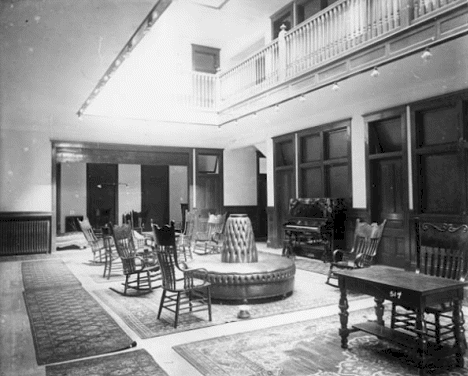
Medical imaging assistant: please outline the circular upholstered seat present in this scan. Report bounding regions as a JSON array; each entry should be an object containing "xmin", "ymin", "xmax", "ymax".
[{"xmin": 188, "ymin": 252, "xmax": 295, "ymax": 302}]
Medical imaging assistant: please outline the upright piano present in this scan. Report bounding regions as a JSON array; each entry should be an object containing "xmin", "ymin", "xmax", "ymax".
[{"xmin": 282, "ymin": 198, "xmax": 348, "ymax": 261}]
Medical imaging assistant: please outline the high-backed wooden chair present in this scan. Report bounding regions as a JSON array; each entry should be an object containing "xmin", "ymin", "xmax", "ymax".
[
  {"xmin": 177, "ymin": 209, "xmax": 197, "ymax": 261},
  {"xmin": 193, "ymin": 213, "xmax": 227, "ymax": 255},
  {"xmin": 152, "ymin": 221, "xmax": 212, "ymax": 328},
  {"xmin": 78, "ymin": 217, "xmax": 106, "ymax": 263},
  {"xmin": 391, "ymin": 221, "xmax": 468, "ymax": 345},
  {"xmin": 109, "ymin": 223, "xmax": 160, "ymax": 296},
  {"xmin": 326, "ymin": 219, "xmax": 387, "ymax": 286}
]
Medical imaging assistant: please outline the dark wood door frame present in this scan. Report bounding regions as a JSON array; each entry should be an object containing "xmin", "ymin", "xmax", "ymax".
[{"xmin": 364, "ymin": 106, "xmax": 409, "ymax": 269}]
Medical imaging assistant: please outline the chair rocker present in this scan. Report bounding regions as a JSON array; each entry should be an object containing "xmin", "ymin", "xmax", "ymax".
[
  {"xmin": 153, "ymin": 221, "xmax": 212, "ymax": 328},
  {"xmin": 101, "ymin": 226, "xmax": 121, "ymax": 279},
  {"xmin": 391, "ymin": 221, "xmax": 468, "ymax": 346},
  {"xmin": 326, "ymin": 219, "xmax": 387, "ymax": 286},
  {"xmin": 193, "ymin": 213, "xmax": 227, "ymax": 255},
  {"xmin": 109, "ymin": 223, "xmax": 160, "ymax": 296},
  {"xmin": 78, "ymin": 217, "xmax": 106, "ymax": 263}
]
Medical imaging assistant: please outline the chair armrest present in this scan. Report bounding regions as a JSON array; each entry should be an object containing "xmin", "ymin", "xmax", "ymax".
[
  {"xmin": 210, "ymin": 231, "xmax": 224, "ymax": 243},
  {"xmin": 194, "ymin": 231, "xmax": 209, "ymax": 241},
  {"xmin": 354, "ymin": 253, "xmax": 374, "ymax": 268}
]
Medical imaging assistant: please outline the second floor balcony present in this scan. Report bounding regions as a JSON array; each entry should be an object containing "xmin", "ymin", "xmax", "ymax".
[{"xmin": 80, "ymin": 0, "xmax": 468, "ymax": 124}]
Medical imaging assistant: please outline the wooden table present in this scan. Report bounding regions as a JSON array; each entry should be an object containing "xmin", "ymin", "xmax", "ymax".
[{"xmin": 335, "ymin": 265, "xmax": 467, "ymax": 376}]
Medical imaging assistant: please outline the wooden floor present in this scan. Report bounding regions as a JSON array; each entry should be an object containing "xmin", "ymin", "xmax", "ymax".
[{"xmin": 0, "ymin": 243, "xmax": 375, "ymax": 376}]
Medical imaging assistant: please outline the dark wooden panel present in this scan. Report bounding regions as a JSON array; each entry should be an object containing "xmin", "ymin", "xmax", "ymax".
[
  {"xmin": 275, "ymin": 168, "xmax": 295, "ymax": 244},
  {"xmin": 327, "ymin": 164, "xmax": 349, "ymax": 198},
  {"xmin": 197, "ymin": 175, "xmax": 222, "ymax": 213},
  {"xmin": 142, "ymin": 165, "xmax": 169, "ymax": 229},
  {"xmin": 420, "ymin": 153, "xmax": 460, "ymax": 214},
  {"xmin": 301, "ymin": 134, "xmax": 321, "ymax": 162},
  {"xmin": 417, "ymin": 104, "xmax": 459, "ymax": 147},
  {"xmin": 0, "ymin": 212, "xmax": 51, "ymax": 256},
  {"xmin": 326, "ymin": 128, "xmax": 348, "ymax": 159},
  {"xmin": 87, "ymin": 164, "xmax": 118, "ymax": 229},
  {"xmin": 301, "ymin": 167, "xmax": 322, "ymax": 198},
  {"xmin": 54, "ymin": 141, "xmax": 191, "ymax": 166}
]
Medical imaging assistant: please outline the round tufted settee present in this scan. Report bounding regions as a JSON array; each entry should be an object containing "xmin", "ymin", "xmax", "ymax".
[{"xmin": 188, "ymin": 252, "xmax": 295, "ymax": 302}]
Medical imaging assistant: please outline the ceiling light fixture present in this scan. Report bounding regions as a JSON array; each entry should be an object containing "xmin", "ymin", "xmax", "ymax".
[
  {"xmin": 332, "ymin": 82, "xmax": 339, "ymax": 91},
  {"xmin": 370, "ymin": 67, "xmax": 380, "ymax": 77},
  {"xmin": 421, "ymin": 48, "xmax": 432, "ymax": 61}
]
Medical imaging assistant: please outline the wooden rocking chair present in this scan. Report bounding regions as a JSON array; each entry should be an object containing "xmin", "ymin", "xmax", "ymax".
[
  {"xmin": 109, "ymin": 223, "xmax": 160, "ymax": 296},
  {"xmin": 326, "ymin": 219, "xmax": 387, "ymax": 286},
  {"xmin": 193, "ymin": 213, "xmax": 227, "ymax": 255},
  {"xmin": 78, "ymin": 217, "xmax": 106, "ymax": 263}
]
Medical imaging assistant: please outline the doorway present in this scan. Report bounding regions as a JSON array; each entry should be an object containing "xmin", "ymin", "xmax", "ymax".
[
  {"xmin": 87, "ymin": 163, "xmax": 118, "ymax": 229},
  {"xmin": 141, "ymin": 165, "xmax": 170, "ymax": 229},
  {"xmin": 367, "ymin": 110, "xmax": 408, "ymax": 269}
]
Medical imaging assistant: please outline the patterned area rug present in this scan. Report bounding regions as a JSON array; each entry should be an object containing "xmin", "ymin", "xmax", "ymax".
[
  {"xmin": 22, "ymin": 259, "xmax": 82, "ymax": 291},
  {"xmin": 174, "ymin": 307, "xmax": 468, "ymax": 376},
  {"xmin": 94, "ymin": 269, "xmax": 365, "ymax": 339},
  {"xmin": 294, "ymin": 256, "xmax": 330, "ymax": 275},
  {"xmin": 23, "ymin": 270, "xmax": 136, "ymax": 365},
  {"xmin": 46, "ymin": 349, "xmax": 168, "ymax": 376}
]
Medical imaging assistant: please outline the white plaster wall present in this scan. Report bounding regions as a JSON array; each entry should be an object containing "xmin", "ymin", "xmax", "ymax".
[
  {"xmin": 266, "ymin": 138, "xmax": 275, "ymax": 207},
  {"xmin": 224, "ymin": 147, "xmax": 257, "ymax": 206},
  {"xmin": 118, "ymin": 164, "xmax": 141, "ymax": 223},
  {"xmin": 60, "ymin": 162, "xmax": 86, "ymax": 233},
  {"xmin": 351, "ymin": 116, "xmax": 366, "ymax": 208},
  {"xmin": 0, "ymin": 129, "xmax": 51, "ymax": 211}
]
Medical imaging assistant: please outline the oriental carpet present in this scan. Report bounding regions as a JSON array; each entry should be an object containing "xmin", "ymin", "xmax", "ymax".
[
  {"xmin": 174, "ymin": 307, "xmax": 468, "ymax": 376},
  {"xmin": 94, "ymin": 269, "xmax": 365, "ymax": 339},
  {"xmin": 22, "ymin": 260, "xmax": 136, "ymax": 365},
  {"xmin": 46, "ymin": 349, "xmax": 168, "ymax": 376}
]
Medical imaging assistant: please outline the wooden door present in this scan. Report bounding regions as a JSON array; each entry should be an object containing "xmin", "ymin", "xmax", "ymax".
[
  {"xmin": 370, "ymin": 158, "xmax": 406, "ymax": 268},
  {"xmin": 367, "ymin": 111, "xmax": 408, "ymax": 269},
  {"xmin": 141, "ymin": 165, "xmax": 169, "ymax": 229},
  {"xmin": 87, "ymin": 163, "xmax": 118, "ymax": 229}
]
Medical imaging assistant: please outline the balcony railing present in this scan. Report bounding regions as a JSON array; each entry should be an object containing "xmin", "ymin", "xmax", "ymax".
[{"xmin": 188, "ymin": 0, "xmax": 464, "ymax": 112}]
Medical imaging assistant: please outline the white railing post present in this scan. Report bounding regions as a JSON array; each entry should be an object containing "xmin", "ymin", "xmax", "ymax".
[
  {"xmin": 278, "ymin": 24, "xmax": 287, "ymax": 82},
  {"xmin": 215, "ymin": 67, "xmax": 221, "ymax": 109}
]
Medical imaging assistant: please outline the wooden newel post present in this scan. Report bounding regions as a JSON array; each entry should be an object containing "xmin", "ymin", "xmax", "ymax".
[{"xmin": 278, "ymin": 24, "xmax": 287, "ymax": 82}]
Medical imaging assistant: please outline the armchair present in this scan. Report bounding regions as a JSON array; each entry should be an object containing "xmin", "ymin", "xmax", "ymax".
[{"xmin": 326, "ymin": 219, "xmax": 387, "ymax": 286}]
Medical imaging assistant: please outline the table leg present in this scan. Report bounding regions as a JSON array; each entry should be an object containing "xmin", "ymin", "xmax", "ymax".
[
  {"xmin": 452, "ymin": 299, "xmax": 465, "ymax": 368},
  {"xmin": 374, "ymin": 297, "xmax": 385, "ymax": 326},
  {"xmin": 415, "ymin": 307, "xmax": 427, "ymax": 376},
  {"xmin": 338, "ymin": 277, "xmax": 349, "ymax": 349}
]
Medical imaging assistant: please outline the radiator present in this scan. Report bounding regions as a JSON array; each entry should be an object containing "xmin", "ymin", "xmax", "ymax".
[{"xmin": 0, "ymin": 212, "xmax": 51, "ymax": 256}]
